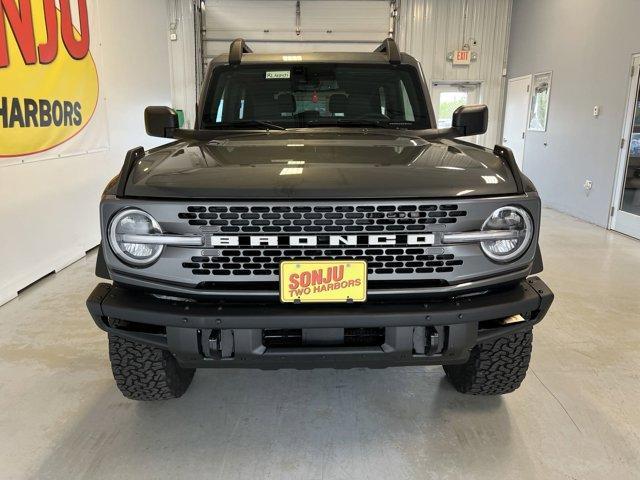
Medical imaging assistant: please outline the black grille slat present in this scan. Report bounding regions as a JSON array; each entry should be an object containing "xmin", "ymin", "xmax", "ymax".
[
  {"xmin": 178, "ymin": 203, "xmax": 467, "ymax": 234},
  {"xmin": 183, "ymin": 247, "xmax": 463, "ymax": 278},
  {"xmin": 177, "ymin": 202, "xmax": 469, "ymax": 279}
]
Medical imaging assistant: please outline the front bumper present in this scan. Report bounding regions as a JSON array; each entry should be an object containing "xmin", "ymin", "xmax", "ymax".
[{"xmin": 86, "ymin": 277, "xmax": 553, "ymax": 369}]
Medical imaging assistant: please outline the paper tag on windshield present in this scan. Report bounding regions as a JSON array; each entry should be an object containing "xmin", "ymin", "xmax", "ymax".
[{"xmin": 266, "ymin": 70, "xmax": 290, "ymax": 80}]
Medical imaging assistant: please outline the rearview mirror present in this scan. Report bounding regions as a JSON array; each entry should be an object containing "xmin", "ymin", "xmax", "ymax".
[
  {"xmin": 452, "ymin": 104, "xmax": 488, "ymax": 137},
  {"xmin": 144, "ymin": 106, "xmax": 178, "ymax": 138}
]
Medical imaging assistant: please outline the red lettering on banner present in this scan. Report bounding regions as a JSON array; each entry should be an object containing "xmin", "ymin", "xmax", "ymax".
[
  {"xmin": 38, "ymin": 0, "xmax": 58, "ymax": 64},
  {"xmin": 0, "ymin": 0, "xmax": 90, "ymax": 68},
  {"xmin": 60, "ymin": 0, "xmax": 89, "ymax": 60},
  {"xmin": 0, "ymin": 0, "xmax": 36, "ymax": 67}
]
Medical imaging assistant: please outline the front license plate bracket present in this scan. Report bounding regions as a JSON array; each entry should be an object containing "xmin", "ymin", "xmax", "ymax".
[{"xmin": 280, "ymin": 260, "xmax": 367, "ymax": 304}]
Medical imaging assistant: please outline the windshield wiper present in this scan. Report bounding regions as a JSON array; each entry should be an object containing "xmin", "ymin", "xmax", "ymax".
[
  {"xmin": 335, "ymin": 119, "xmax": 392, "ymax": 128},
  {"xmin": 222, "ymin": 120, "xmax": 287, "ymax": 131}
]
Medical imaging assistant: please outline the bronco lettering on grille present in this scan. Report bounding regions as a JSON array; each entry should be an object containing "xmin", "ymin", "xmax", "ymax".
[{"xmin": 209, "ymin": 234, "xmax": 435, "ymax": 247}]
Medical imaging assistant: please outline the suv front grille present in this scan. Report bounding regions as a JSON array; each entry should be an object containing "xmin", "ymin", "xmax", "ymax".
[
  {"xmin": 178, "ymin": 203, "xmax": 467, "ymax": 234},
  {"xmin": 182, "ymin": 247, "xmax": 464, "ymax": 277},
  {"xmin": 105, "ymin": 196, "xmax": 540, "ymax": 292}
]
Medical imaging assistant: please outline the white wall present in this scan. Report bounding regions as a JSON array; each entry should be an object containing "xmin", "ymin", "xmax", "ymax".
[
  {"xmin": 0, "ymin": 0, "xmax": 172, "ymax": 306},
  {"xmin": 507, "ymin": 0, "xmax": 640, "ymax": 227},
  {"xmin": 397, "ymin": 0, "xmax": 512, "ymax": 147}
]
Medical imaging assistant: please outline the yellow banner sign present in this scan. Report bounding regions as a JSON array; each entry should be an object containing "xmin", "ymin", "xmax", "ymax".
[
  {"xmin": 0, "ymin": 0, "xmax": 99, "ymax": 157},
  {"xmin": 280, "ymin": 260, "xmax": 368, "ymax": 303}
]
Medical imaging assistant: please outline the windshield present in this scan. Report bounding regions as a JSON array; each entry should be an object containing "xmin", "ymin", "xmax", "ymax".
[{"xmin": 201, "ymin": 64, "xmax": 430, "ymax": 130}]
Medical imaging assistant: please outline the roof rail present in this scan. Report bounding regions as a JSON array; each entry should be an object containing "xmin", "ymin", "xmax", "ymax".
[
  {"xmin": 374, "ymin": 38, "xmax": 401, "ymax": 65},
  {"xmin": 229, "ymin": 38, "xmax": 253, "ymax": 65}
]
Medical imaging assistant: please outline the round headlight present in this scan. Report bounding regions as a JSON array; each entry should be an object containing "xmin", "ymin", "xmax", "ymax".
[
  {"xmin": 108, "ymin": 209, "xmax": 163, "ymax": 266},
  {"xmin": 480, "ymin": 206, "xmax": 533, "ymax": 262}
]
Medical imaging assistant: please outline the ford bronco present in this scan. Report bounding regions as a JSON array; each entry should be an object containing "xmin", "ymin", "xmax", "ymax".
[{"xmin": 86, "ymin": 39, "xmax": 554, "ymax": 400}]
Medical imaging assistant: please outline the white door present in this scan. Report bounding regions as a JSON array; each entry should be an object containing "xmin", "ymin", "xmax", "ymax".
[
  {"xmin": 431, "ymin": 82, "xmax": 481, "ymax": 142},
  {"xmin": 611, "ymin": 55, "xmax": 640, "ymax": 240},
  {"xmin": 503, "ymin": 75, "xmax": 531, "ymax": 169},
  {"xmin": 202, "ymin": 0, "xmax": 395, "ymax": 62}
]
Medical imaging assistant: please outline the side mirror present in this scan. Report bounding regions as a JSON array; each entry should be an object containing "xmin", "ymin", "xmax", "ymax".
[
  {"xmin": 452, "ymin": 104, "xmax": 488, "ymax": 137},
  {"xmin": 144, "ymin": 106, "xmax": 178, "ymax": 138}
]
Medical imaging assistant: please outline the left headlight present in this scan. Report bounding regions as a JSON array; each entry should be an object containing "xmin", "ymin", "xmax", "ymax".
[
  {"xmin": 481, "ymin": 206, "xmax": 533, "ymax": 262},
  {"xmin": 108, "ymin": 208, "xmax": 164, "ymax": 266}
]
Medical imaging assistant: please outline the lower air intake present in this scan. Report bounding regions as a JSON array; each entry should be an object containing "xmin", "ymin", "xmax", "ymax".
[{"xmin": 262, "ymin": 328, "xmax": 385, "ymax": 348}]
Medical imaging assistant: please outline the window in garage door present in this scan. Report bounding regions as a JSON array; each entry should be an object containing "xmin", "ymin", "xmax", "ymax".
[
  {"xmin": 201, "ymin": 0, "xmax": 397, "ymax": 67},
  {"xmin": 431, "ymin": 82, "xmax": 481, "ymax": 141},
  {"xmin": 612, "ymin": 55, "xmax": 640, "ymax": 240}
]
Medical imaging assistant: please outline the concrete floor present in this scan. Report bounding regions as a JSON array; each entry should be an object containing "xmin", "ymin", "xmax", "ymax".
[{"xmin": 1, "ymin": 209, "xmax": 639, "ymax": 479}]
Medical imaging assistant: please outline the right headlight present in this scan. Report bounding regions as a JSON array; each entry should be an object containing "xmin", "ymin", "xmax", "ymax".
[
  {"xmin": 108, "ymin": 208, "xmax": 164, "ymax": 266},
  {"xmin": 480, "ymin": 206, "xmax": 533, "ymax": 262}
]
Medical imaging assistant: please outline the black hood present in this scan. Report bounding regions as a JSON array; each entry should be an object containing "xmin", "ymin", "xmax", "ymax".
[{"xmin": 125, "ymin": 131, "xmax": 518, "ymax": 199}]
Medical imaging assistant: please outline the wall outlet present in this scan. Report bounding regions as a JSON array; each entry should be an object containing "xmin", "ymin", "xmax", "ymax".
[
  {"xmin": 584, "ymin": 180, "xmax": 593, "ymax": 190},
  {"xmin": 593, "ymin": 106, "xmax": 600, "ymax": 117}
]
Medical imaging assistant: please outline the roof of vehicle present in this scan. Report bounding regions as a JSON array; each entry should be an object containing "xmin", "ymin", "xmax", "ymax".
[
  {"xmin": 209, "ymin": 38, "xmax": 420, "ymax": 68},
  {"xmin": 211, "ymin": 51, "xmax": 419, "ymax": 66}
]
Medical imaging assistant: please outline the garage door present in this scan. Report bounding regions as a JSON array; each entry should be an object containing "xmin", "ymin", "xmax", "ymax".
[{"xmin": 202, "ymin": 0, "xmax": 397, "ymax": 63}]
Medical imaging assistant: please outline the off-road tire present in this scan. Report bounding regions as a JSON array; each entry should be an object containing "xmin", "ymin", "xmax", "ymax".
[
  {"xmin": 443, "ymin": 329, "xmax": 532, "ymax": 395},
  {"xmin": 108, "ymin": 334, "xmax": 195, "ymax": 401}
]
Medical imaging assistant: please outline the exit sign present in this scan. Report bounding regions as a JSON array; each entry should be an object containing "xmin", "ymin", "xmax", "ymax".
[{"xmin": 453, "ymin": 50, "xmax": 471, "ymax": 65}]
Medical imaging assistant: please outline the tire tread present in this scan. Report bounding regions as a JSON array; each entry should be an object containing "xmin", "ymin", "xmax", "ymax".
[
  {"xmin": 108, "ymin": 334, "xmax": 195, "ymax": 401},
  {"xmin": 443, "ymin": 329, "xmax": 532, "ymax": 395}
]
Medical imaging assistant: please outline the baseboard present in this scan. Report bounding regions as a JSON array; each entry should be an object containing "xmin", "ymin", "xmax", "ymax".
[
  {"xmin": 0, "ymin": 246, "xmax": 91, "ymax": 308},
  {"xmin": 0, "ymin": 291, "xmax": 18, "ymax": 307}
]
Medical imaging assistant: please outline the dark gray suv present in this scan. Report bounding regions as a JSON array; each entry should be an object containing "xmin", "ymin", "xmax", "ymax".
[{"xmin": 86, "ymin": 39, "xmax": 554, "ymax": 401}]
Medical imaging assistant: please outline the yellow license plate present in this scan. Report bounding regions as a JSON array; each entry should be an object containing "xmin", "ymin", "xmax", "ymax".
[{"xmin": 280, "ymin": 260, "xmax": 367, "ymax": 303}]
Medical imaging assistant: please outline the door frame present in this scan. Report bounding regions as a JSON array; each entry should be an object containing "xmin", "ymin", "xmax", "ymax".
[
  {"xmin": 502, "ymin": 74, "xmax": 532, "ymax": 168},
  {"xmin": 430, "ymin": 80, "xmax": 483, "ymax": 142},
  {"xmin": 610, "ymin": 54, "xmax": 640, "ymax": 235}
]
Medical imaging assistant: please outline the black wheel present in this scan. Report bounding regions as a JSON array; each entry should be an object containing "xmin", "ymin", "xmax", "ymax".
[
  {"xmin": 443, "ymin": 329, "xmax": 533, "ymax": 395},
  {"xmin": 108, "ymin": 334, "xmax": 195, "ymax": 401}
]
